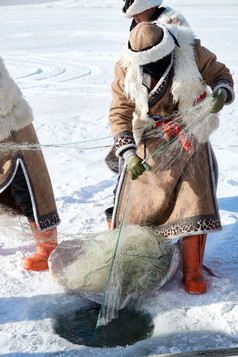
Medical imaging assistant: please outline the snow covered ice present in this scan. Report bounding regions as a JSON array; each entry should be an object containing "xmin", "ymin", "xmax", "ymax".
[{"xmin": 0, "ymin": 0, "xmax": 238, "ymax": 355}]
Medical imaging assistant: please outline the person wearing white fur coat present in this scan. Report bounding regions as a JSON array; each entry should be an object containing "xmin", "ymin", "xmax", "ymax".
[
  {"xmin": 106, "ymin": 21, "xmax": 235, "ymax": 295},
  {"xmin": 121, "ymin": 0, "xmax": 190, "ymax": 31},
  {"xmin": 0, "ymin": 57, "xmax": 60, "ymax": 271}
]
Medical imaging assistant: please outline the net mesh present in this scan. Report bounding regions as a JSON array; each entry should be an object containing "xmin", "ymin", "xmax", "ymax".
[{"xmin": 49, "ymin": 224, "xmax": 173, "ymax": 325}]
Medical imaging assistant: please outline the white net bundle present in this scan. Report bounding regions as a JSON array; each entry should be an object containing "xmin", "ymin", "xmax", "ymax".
[{"xmin": 49, "ymin": 224, "xmax": 173, "ymax": 323}]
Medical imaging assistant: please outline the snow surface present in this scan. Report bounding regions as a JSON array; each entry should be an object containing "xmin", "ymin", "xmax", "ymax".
[{"xmin": 0, "ymin": 0, "xmax": 238, "ymax": 356}]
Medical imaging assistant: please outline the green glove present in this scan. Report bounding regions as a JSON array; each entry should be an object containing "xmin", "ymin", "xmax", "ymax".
[
  {"xmin": 127, "ymin": 155, "xmax": 145, "ymax": 180},
  {"xmin": 210, "ymin": 89, "xmax": 226, "ymax": 113}
]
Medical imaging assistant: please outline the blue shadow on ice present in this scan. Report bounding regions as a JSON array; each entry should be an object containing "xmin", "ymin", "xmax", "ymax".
[
  {"xmin": 218, "ymin": 196, "xmax": 238, "ymax": 213},
  {"xmin": 0, "ymin": 353, "xmax": 88, "ymax": 357},
  {"xmin": 0, "ymin": 293, "xmax": 92, "ymax": 324},
  {"xmin": 57, "ymin": 179, "xmax": 115, "ymax": 205}
]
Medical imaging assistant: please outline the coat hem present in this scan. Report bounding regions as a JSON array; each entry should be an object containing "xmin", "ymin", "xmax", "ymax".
[
  {"xmin": 0, "ymin": 155, "xmax": 60, "ymax": 231},
  {"xmin": 153, "ymin": 214, "xmax": 222, "ymax": 240}
]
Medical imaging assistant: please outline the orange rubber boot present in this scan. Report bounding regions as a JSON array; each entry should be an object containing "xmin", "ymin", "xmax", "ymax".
[
  {"xmin": 182, "ymin": 234, "xmax": 207, "ymax": 294},
  {"xmin": 23, "ymin": 222, "xmax": 58, "ymax": 271}
]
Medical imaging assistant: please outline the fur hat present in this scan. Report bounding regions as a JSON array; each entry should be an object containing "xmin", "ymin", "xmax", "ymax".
[
  {"xmin": 124, "ymin": 22, "xmax": 177, "ymax": 65},
  {"xmin": 121, "ymin": 0, "xmax": 163, "ymax": 18}
]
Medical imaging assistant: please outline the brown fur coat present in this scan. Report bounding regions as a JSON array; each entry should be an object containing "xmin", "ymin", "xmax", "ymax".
[
  {"xmin": 0, "ymin": 58, "xmax": 60, "ymax": 231},
  {"xmin": 107, "ymin": 25, "xmax": 234, "ymax": 239}
]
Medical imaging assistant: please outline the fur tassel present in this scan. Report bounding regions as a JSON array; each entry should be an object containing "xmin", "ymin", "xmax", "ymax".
[
  {"xmin": 121, "ymin": 55, "xmax": 154, "ymax": 145},
  {"xmin": 171, "ymin": 27, "xmax": 205, "ymax": 110}
]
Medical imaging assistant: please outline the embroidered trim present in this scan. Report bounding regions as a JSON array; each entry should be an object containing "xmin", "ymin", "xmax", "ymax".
[
  {"xmin": 213, "ymin": 79, "xmax": 233, "ymax": 88},
  {"xmin": 39, "ymin": 211, "xmax": 60, "ymax": 231},
  {"xmin": 114, "ymin": 131, "xmax": 137, "ymax": 157},
  {"xmin": 148, "ymin": 72, "xmax": 170, "ymax": 106},
  {"xmin": 155, "ymin": 215, "xmax": 222, "ymax": 239}
]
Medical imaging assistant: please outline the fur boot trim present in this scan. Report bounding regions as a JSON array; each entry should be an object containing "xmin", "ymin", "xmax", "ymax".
[
  {"xmin": 0, "ymin": 58, "xmax": 34, "ymax": 142},
  {"xmin": 121, "ymin": 0, "xmax": 163, "ymax": 18}
]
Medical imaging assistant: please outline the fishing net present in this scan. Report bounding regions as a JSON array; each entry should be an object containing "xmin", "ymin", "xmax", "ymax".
[
  {"xmin": 49, "ymin": 224, "xmax": 176, "ymax": 317},
  {"xmin": 0, "ymin": 94, "xmax": 219, "ymax": 329},
  {"xmin": 135, "ymin": 96, "xmax": 219, "ymax": 175},
  {"xmin": 48, "ymin": 95, "xmax": 219, "ymax": 328}
]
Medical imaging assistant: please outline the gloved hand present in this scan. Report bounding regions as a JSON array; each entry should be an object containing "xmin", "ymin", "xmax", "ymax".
[
  {"xmin": 127, "ymin": 155, "xmax": 145, "ymax": 180},
  {"xmin": 122, "ymin": 148, "xmax": 146, "ymax": 180},
  {"xmin": 209, "ymin": 89, "xmax": 227, "ymax": 113}
]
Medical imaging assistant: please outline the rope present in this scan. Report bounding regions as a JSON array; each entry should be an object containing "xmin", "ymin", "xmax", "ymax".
[
  {"xmin": 0, "ymin": 97, "xmax": 212, "ymax": 153},
  {"xmin": 0, "ymin": 139, "xmax": 113, "ymax": 152},
  {"xmin": 94, "ymin": 180, "xmax": 133, "ymax": 331}
]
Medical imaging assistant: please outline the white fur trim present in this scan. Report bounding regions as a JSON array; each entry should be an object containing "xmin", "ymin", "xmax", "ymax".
[
  {"xmin": 124, "ymin": 25, "xmax": 176, "ymax": 66},
  {"xmin": 170, "ymin": 26, "xmax": 205, "ymax": 110},
  {"xmin": 157, "ymin": 7, "xmax": 190, "ymax": 27},
  {"xmin": 0, "ymin": 58, "xmax": 34, "ymax": 142},
  {"xmin": 133, "ymin": 112, "xmax": 155, "ymax": 145},
  {"xmin": 155, "ymin": 9, "xmax": 198, "ymax": 110},
  {"xmin": 121, "ymin": 0, "xmax": 163, "ymax": 18},
  {"xmin": 120, "ymin": 55, "xmax": 155, "ymax": 145},
  {"xmin": 167, "ymin": 25, "xmax": 219, "ymax": 143}
]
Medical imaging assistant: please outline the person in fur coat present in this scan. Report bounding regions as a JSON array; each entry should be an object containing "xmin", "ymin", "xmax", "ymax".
[
  {"xmin": 121, "ymin": 0, "xmax": 189, "ymax": 31},
  {"xmin": 0, "ymin": 57, "xmax": 60, "ymax": 271},
  {"xmin": 106, "ymin": 21, "xmax": 235, "ymax": 294},
  {"xmin": 104, "ymin": 1, "xmax": 192, "ymax": 221}
]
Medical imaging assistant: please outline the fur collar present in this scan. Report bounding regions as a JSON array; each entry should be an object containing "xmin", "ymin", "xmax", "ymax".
[
  {"xmin": 0, "ymin": 58, "xmax": 33, "ymax": 142},
  {"xmin": 121, "ymin": 16, "xmax": 219, "ymax": 144},
  {"xmin": 158, "ymin": 7, "xmax": 190, "ymax": 27},
  {"xmin": 155, "ymin": 9, "xmax": 204, "ymax": 110}
]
